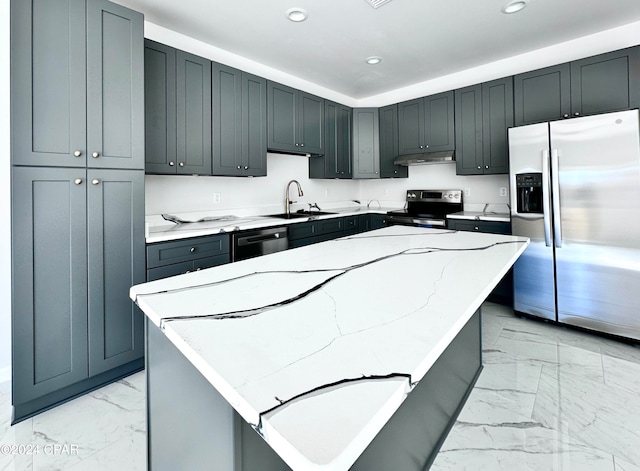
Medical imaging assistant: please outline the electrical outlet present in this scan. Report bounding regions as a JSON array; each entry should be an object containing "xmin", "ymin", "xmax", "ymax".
[
  {"xmin": 499, "ymin": 187, "xmax": 508, "ymax": 197},
  {"xmin": 464, "ymin": 188, "xmax": 471, "ymax": 197},
  {"xmin": 213, "ymin": 192, "xmax": 221, "ymax": 204}
]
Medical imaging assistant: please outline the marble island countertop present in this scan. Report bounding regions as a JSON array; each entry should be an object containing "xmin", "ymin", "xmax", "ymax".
[
  {"xmin": 131, "ymin": 226, "xmax": 529, "ymax": 470},
  {"xmin": 145, "ymin": 201, "xmax": 402, "ymax": 244}
]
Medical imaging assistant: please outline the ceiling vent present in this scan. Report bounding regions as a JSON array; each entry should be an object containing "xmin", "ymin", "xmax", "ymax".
[{"xmin": 364, "ymin": 0, "xmax": 392, "ymax": 9}]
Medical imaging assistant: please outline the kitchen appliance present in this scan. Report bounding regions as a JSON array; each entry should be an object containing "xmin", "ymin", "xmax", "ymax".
[
  {"xmin": 508, "ymin": 109, "xmax": 640, "ymax": 341},
  {"xmin": 386, "ymin": 190, "xmax": 463, "ymax": 227},
  {"xmin": 232, "ymin": 227, "xmax": 288, "ymax": 262}
]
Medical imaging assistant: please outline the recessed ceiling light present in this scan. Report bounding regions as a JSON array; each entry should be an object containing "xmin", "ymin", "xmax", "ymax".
[
  {"xmin": 286, "ymin": 7, "xmax": 307, "ymax": 22},
  {"xmin": 366, "ymin": 56, "xmax": 383, "ymax": 65},
  {"xmin": 501, "ymin": 0, "xmax": 528, "ymax": 14}
]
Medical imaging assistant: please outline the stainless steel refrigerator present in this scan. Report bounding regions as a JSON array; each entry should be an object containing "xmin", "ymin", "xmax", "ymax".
[{"xmin": 508, "ymin": 109, "xmax": 640, "ymax": 341}]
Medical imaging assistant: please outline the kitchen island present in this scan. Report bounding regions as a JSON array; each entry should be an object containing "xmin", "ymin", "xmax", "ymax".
[{"xmin": 130, "ymin": 226, "xmax": 528, "ymax": 470}]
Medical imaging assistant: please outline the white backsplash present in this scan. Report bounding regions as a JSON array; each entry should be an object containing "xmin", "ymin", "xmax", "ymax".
[{"xmin": 145, "ymin": 153, "xmax": 510, "ymax": 215}]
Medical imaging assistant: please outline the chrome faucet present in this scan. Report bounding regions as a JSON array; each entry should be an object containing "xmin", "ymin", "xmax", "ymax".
[{"xmin": 285, "ymin": 180, "xmax": 304, "ymax": 215}]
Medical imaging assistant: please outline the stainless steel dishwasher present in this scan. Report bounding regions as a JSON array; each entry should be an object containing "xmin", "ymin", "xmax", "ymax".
[{"xmin": 232, "ymin": 227, "xmax": 288, "ymax": 262}]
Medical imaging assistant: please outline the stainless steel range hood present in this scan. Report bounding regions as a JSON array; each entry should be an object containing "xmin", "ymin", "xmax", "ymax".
[{"xmin": 393, "ymin": 150, "xmax": 455, "ymax": 166}]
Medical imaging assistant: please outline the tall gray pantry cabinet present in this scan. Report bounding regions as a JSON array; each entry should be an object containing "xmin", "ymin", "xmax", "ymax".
[{"xmin": 10, "ymin": 0, "xmax": 145, "ymax": 422}]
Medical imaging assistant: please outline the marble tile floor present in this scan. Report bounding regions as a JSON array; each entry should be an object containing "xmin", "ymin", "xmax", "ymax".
[{"xmin": 2, "ymin": 302, "xmax": 640, "ymax": 470}]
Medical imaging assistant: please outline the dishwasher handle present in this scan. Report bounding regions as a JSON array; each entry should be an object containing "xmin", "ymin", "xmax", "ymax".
[{"xmin": 236, "ymin": 230, "xmax": 287, "ymax": 246}]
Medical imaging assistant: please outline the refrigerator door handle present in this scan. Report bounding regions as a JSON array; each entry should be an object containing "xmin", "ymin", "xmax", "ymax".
[
  {"xmin": 550, "ymin": 149, "xmax": 563, "ymax": 248},
  {"xmin": 542, "ymin": 149, "xmax": 552, "ymax": 247}
]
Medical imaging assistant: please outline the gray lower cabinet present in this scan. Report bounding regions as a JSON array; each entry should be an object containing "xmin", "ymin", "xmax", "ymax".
[
  {"xmin": 146, "ymin": 235, "xmax": 231, "ymax": 281},
  {"xmin": 12, "ymin": 167, "xmax": 145, "ymax": 421},
  {"xmin": 514, "ymin": 46, "xmax": 640, "ymax": 125},
  {"xmin": 267, "ymin": 81, "xmax": 324, "ymax": 155},
  {"xmin": 353, "ymin": 108, "xmax": 380, "ymax": 179},
  {"xmin": 360, "ymin": 213, "xmax": 390, "ymax": 231},
  {"xmin": 379, "ymin": 104, "xmax": 407, "ymax": 178},
  {"xmin": 397, "ymin": 91, "xmax": 455, "ymax": 156},
  {"xmin": 212, "ymin": 63, "xmax": 267, "ymax": 176},
  {"xmin": 309, "ymin": 101, "xmax": 352, "ymax": 179},
  {"xmin": 11, "ymin": 0, "xmax": 144, "ymax": 169},
  {"xmin": 144, "ymin": 40, "xmax": 212, "ymax": 175},
  {"xmin": 455, "ymin": 77, "xmax": 513, "ymax": 175}
]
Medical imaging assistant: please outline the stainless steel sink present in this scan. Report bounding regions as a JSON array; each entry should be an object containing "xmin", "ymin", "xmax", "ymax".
[{"xmin": 265, "ymin": 211, "xmax": 336, "ymax": 219}]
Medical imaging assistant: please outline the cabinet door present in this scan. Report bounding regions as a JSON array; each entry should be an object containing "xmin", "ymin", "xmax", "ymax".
[
  {"xmin": 353, "ymin": 108, "xmax": 380, "ymax": 179},
  {"xmin": 12, "ymin": 167, "xmax": 89, "ymax": 403},
  {"xmin": 571, "ymin": 47, "xmax": 640, "ymax": 117},
  {"xmin": 176, "ymin": 51, "xmax": 212, "ymax": 175},
  {"xmin": 242, "ymin": 72, "xmax": 268, "ymax": 176},
  {"xmin": 212, "ymin": 63, "xmax": 243, "ymax": 176},
  {"xmin": 267, "ymin": 81, "xmax": 298, "ymax": 153},
  {"xmin": 455, "ymin": 85, "xmax": 483, "ymax": 175},
  {"xmin": 87, "ymin": 169, "xmax": 145, "ymax": 375},
  {"xmin": 144, "ymin": 40, "xmax": 177, "ymax": 174},
  {"xmin": 314, "ymin": 101, "xmax": 352, "ymax": 178},
  {"xmin": 298, "ymin": 92, "xmax": 324, "ymax": 155},
  {"xmin": 11, "ymin": 0, "xmax": 86, "ymax": 167},
  {"xmin": 424, "ymin": 91, "xmax": 455, "ymax": 152},
  {"xmin": 482, "ymin": 77, "xmax": 513, "ymax": 175},
  {"xmin": 379, "ymin": 104, "xmax": 407, "ymax": 178},
  {"xmin": 397, "ymin": 98, "xmax": 424, "ymax": 155},
  {"xmin": 514, "ymin": 63, "xmax": 571, "ymax": 125},
  {"xmin": 86, "ymin": 0, "xmax": 144, "ymax": 170}
]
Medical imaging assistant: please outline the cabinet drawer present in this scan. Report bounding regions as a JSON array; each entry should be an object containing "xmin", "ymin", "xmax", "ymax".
[
  {"xmin": 448, "ymin": 219, "xmax": 511, "ymax": 234},
  {"xmin": 288, "ymin": 221, "xmax": 315, "ymax": 240},
  {"xmin": 147, "ymin": 261, "xmax": 193, "ymax": 281},
  {"xmin": 146, "ymin": 235, "xmax": 230, "ymax": 268},
  {"xmin": 342, "ymin": 216, "xmax": 359, "ymax": 234},
  {"xmin": 317, "ymin": 218, "xmax": 343, "ymax": 234}
]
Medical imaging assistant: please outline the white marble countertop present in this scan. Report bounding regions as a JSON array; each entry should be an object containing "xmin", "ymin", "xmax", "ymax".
[
  {"xmin": 130, "ymin": 226, "xmax": 528, "ymax": 470},
  {"xmin": 447, "ymin": 211, "xmax": 511, "ymax": 223},
  {"xmin": 145, "ymin": 201, "xmax": 403, "ymax": 244}
]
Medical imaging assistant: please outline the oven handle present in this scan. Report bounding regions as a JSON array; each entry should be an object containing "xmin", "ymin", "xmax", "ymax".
[
  {"xmin": 542, "ymin": 149, "xmax": 552, "ymax": 247},
  {"xmin": 550, "ymin": 148, "xmax": 562, "ymax": 248}
]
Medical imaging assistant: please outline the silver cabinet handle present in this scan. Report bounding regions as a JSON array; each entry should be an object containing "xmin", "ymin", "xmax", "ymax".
[
  {"xmin": 244, "ymin": 166, "xmax": 248, "ymax": 170},
  {"xmin": 419, "ymin": 145, "xmax": 424, "ymax": 149},
  {"xmin": 295, "ymin": 143, "xmax": 300, "ymax": 147},
  {"xmin": 190, "ymin": 247, "xmax": 196, "ymax": 253},
  {"xmin": 474, "ymin": 226, "xmax": 479, "ymax": 231},
  {"xmin": 91, "ymin": 179, "xmax": 100, "ymax": 185},
  {"xmin": 574, "ymin": 112, "xmax": 580, "ymax": 117},
  {"xmin": 74, "ymin": 150, "xmax": 82, "ymax": 157},
  {"xmin": 92, "ymin": 152, "xmax": 100, "ymax": 158},
  {"xmin": 74, "ymin": 178, "xmax": 83, "ymax": 185},
  {"xmin": 485, "ymin": 165, "xmax": 489, "ymax": 169},
  {"xmin": 179, "ymin": 162, "xmax": 184, "ymax": 167},
  {"xmin": 300, "ymin": 143, "xmax": 304, "ymax": 147},
  {"xmin": 477, "ymin": 166, "xmax": 481, "ymax": 169},
  {"xmin": 169, "ymin": 161, "xmax": 175, "ymax": 166},
  {"xmin": 550, "ymin": 148, "xmax": 562, "ymax": 248},
  {"xmin": 563, "ymin": 114, "xmax": 570, "ymax": 119},
  {"xmin": 237, "ymin": 165, "xmax": 241, "ymax": 170}
]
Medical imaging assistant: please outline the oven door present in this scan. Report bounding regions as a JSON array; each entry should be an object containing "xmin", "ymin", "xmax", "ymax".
[{"xmin": 386, "ymin": 214, "xmax": 447, "ymax": 228}]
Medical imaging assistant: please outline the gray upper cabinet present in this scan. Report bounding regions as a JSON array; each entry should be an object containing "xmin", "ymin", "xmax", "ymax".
[
  {"xmin": 176, "ymin": 51, "xmax": 212, "ymax": 174},
  {"xmin": 144, "ymin": 40, "xmax": 177, "ymax": 174},
  {"xmin": 11, "ymin": 0, "xmax": 144, "ymax": 170},
  {"xmin": 397, "ymin": 91, "xmax": 455, "ymax": 155},
  {"xmin": 144, "ymin": 41, "xmax": 212, "ymax": 175},
  {"xmin": 212, "ymin": 63, "xmax": 267, "ymax": 176},
  {"xmin": 352, "ymin": 108, "xmax": 380, "ymax": 179},
  {"xmin": 514, "ymin": 46, "xmax": 640, "ymax": 125},
  {"xmin": 379, "ymin": 104, "xmax": 407, "ymax": 178},
  {"xmin": 267, "ymin": 81, "xmax": 324, "ymax": 155},
  {"xmin": 455, "ymin": 77, "xmax": 513, "ymax": 175},
  {"xmin": 309, "ymin": 100, "xmax": 352, "ymax": 179}
]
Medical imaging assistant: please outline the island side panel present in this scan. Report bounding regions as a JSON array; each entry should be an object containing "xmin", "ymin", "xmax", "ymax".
[
  {"xmin": 145, "ymin": 308, "xmax": 482, "ymax": 470},
  {"xmin": 146, "ymin": 319, "xmax": 237, "ymax": 470}
]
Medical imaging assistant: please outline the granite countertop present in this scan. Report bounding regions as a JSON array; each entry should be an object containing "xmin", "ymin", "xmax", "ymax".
[
  {"xmin": 145, "ymin": 202, "xmax": 402, "ymax": 244},
  {"xmin": 130, "ymin": 225, "xmax": 529, "ymax": 470}
]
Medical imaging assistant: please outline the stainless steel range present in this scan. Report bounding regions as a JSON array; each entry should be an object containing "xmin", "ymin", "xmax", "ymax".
[{"xmin": 387, "ymin": 190, "xmax": 463, "ymax": 227}]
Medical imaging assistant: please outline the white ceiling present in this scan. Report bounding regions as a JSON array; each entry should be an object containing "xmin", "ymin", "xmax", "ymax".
[{"xmin": 112, "ymin": 0, "xmax": 640, "ymax": 100}]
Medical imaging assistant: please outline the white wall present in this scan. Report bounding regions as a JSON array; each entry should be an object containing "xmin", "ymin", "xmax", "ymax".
[
  {"xmin": 145, "ymin": 153, "xmax": 360, "ymax": 215},
  {"xmin": 1, "ymin": 0, "xmax": 12, "ymax": 385}
]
